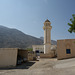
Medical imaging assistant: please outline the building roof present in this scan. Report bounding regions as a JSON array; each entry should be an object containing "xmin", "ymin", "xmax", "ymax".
[{"xmin": 45, "ymin": 19, "xmax": 50, "ymax": 22}]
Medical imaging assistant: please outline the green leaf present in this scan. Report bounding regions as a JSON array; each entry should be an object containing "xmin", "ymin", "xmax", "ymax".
[{"xmin": 68, "ymin": 14, "xmax": 75, "ymax": 33}]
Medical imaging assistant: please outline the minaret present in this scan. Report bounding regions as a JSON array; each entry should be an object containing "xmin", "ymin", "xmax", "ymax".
[{"xmin": 43, "ymin": 19, "xmax": 52, "ymax": 54}]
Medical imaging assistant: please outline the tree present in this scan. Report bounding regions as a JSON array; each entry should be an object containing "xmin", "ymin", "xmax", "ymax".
[
  {"xmin": 26, "ymin": 48, "xmax": 33, "ymax": 51},
  {"xmin": 68, "ymin": 14, "xmax": 75, "ymax": 33}
]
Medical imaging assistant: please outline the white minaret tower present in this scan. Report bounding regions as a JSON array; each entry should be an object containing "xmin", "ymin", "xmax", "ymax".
[{"xmin": 43, "ymin": 19, "xmax": 52, "ymax": 54}]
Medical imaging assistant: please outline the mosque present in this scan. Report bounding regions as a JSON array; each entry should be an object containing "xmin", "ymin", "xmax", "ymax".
[
  {"xmin": 32, "ymin": 19, "xmax": 75, "ymax": 59},
  {"xmin": 32, "ymin": 19, "xmax": 57, "ymax": 57}
]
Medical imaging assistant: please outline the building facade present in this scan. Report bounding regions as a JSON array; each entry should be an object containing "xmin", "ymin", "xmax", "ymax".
[
  {"xmin": 0, "ymin": 48, "xmax": 28, "ymax": 68},
  {"xmin": 0, "ymin": 48, "xmax": 18, "ymax": 68},
  {"xmin": 32, "ymin": 45, "xmax": 44, "ymax": 53},
  {"xmin": 57, "ymin": 39, "xmax": 75, "ymax": 59}
]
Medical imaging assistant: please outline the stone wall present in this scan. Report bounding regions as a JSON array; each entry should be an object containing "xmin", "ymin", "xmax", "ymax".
[
  {"xmin": 28, "ymin": 52, "xmax": 36, "ymax": 61},
  {"xmin": 0, "ymin": 48, "xmax": 18, "ymax": 68},
  {"xmin": 18, "ymin": 49, "xmax": 28, "ymax": 60},
  {"xmin": 40, "ymin": 51, "xmax": 55, "ymax": 58}
]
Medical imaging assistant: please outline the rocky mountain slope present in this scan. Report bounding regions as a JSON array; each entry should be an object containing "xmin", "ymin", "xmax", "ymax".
[
  {"xmin": 0, "ymin": 25, "xmax": 57, "ymax": 48},
  {"xmin": 0, "ymin": 25, "xmax": 43, "ymax": 48}
]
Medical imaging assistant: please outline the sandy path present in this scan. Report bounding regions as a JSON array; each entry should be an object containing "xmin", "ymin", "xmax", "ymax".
[{"xmin": 0, "ymin": 58, "xmax": 75, "ymax": 75}]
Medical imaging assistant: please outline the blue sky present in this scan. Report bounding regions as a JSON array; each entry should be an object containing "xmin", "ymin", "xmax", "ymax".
[{"xmin": 0, "ymin": 0, "xmax": 75, "ymax": 41}]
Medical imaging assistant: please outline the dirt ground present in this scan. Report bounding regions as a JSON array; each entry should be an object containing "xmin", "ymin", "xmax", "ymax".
[{"xmin": 0, "ymin": 58, "xmax": 75, "ymax": 75}]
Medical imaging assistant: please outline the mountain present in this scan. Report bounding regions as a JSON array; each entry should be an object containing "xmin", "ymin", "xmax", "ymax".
[
  {"xmin": 0, "ymin": 25, "xmax": 57, "ymax": 48},
  {"xmin": 40, "ymin": 37, "xmax": 44, "ymax": 40},
  {"xmin": 51, "ymin": 40, "xmax": 57, "ymax": 45},
  {"xmin": 0, "ymin": 25, "xmax": 43, "ymax": 48}
]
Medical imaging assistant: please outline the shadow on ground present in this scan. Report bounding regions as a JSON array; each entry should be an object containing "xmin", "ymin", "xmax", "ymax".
[{"xmin": 0, "ymin": 61, "xmax": 36, "ymax": 70}]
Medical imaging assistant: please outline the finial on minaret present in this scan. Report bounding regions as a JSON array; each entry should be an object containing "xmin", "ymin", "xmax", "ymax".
[
  {"xmin": 44, "ymin": 19, "xmax": 51, "ymax": 26},
  {"xmin": 45, "ymin": 19, "xmax": 50, "ymax": 22}
]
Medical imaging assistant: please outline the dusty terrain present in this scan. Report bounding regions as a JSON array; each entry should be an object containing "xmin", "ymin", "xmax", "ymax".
[{"xmin": 0, "ymin": 58, "xmax": 75, "ymax": 75}]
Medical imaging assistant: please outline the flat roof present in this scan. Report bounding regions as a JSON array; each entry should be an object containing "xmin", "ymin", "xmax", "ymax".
[{"xmin": 57, "ymin": 39, "xmax": 75, "ymax": 41}]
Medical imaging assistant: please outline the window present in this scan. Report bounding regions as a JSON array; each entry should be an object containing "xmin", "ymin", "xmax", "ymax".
[
  {"xmin": 66, "ymin": 49, "xmax": 71, "ymax": 54},
  {"xmin": 36, "ymin": 50, "xmax": 39, "ymax": 53}
]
